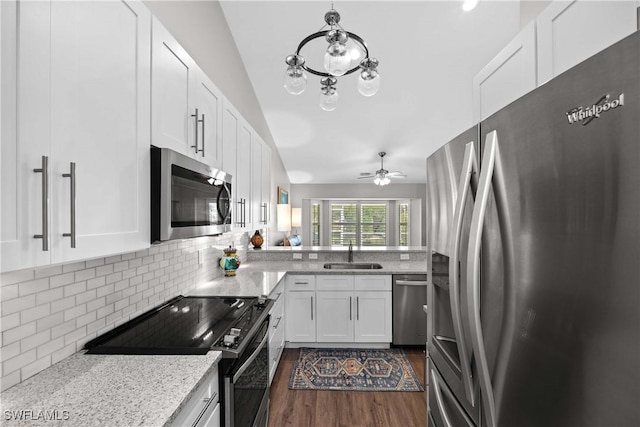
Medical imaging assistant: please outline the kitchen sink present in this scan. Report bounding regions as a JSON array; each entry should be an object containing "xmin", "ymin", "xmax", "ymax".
[{"xmin": 323, "ymin": 262, "xmax": 383, "ymax": 270}]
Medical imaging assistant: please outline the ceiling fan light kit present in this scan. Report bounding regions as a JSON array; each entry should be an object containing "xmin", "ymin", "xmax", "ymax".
[
  {"xmin": 358, "ymin": 152, "xmax": 407, "ymax": 186},
  {"xmin": 284, "ymin": 4, "xmax": 380, "ymax": 110}
]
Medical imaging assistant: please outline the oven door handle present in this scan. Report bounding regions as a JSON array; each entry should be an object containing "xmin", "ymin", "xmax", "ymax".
[{"xmin": 232, "ymin": 331, "xmax": 269, "ymax": 383}]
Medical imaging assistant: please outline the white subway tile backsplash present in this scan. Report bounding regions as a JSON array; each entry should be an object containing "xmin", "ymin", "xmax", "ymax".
[
  {"xmin": 51, "ymin": 296, "xmax": 77, "ymax": 314},
  {"xmin": 20, "ymin": 330, "xmax": 51, "ymax": 352},
  {"xmin": 1, "ymin": 270, "xmax": 35, "ymax": 286},
  {"xmin": 34, "ymin": 265, "xmax": 63, "ymax": 279},
  {"xmin": 3, "ymin": 349, "xmax": 36, "ymax": 377},
  {"xmin": 0, "ymin": 231, "xmax": 247, "ymax": 390},
  {"xmin": 21, "ymin": 304, "xmax": 51, "ymax": 324},
  {"xmin": 2, "ymin": 295, "xmax": 36, "ymax": 316},
  {"xmin": 104, "ymin": 255, "xmax": 122, "ymax": 264},
  {"xmin": 51, "ymin": 320, "xmax": 76, "ymax": 340},
  {"xmin": 22, "ymin": 355, "xmax": 52, "ymax": 382},
  {"xmin": 64, "ymin": 281, "xmax": 87, "ymax": 298},
  {"xmin": 76, "ymin": 289, "xmax": 97, "ymax": 305},
  {"xmin": 37, "ymin": 337, "xmax": 64, "ymax": 360},
  {"xmin": 0, "ymin": 284, "xmax": 19, "ymax": 301},
  {"xmin": 62, "ymin": 261, "xmax": 86, "ymax": 273},
  {"xmin": 49, "ymin": 272, "xmax": 76, "ymax": 289},
  {"xmin": 36, "ymin": 288, "xmax": 64, "ymax": 305},
  {"xmin": 63, "ymin": 304, "xmax": 87, "ymax": 322},
  {"xmin": 1, "ymin": 313, "xmax": 20, "ymax": 332},
  {"xmin": 96, "ymin": 264, "xmax": 114, "ymax": 277},
  {"xmin": 36, "ymin": 313, "xmax": 64, "ymax": 333},
  {"xmin": 85, "ymin": 258, "xmax": 105, "ymax": 269},
  {"xmin": 74, "ymin": 268, "xmax": 96, "ymax": 282},
  {"xmin": 18, "ymin": 278, "xmax": 50, "ymax": 297}
]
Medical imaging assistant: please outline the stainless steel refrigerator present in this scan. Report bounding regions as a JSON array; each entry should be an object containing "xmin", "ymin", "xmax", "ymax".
[{"xmin": 426, "ymin": 31, "xmax": 640, "ymax": 427}]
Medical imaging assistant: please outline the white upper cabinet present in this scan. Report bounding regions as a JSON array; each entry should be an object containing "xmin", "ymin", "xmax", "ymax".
[
  {"xmin": 222, "ymin": 98, "xmax": 253, "ymax": 229},
  {"xmin": 536, "ymin": 0, "xmax": 640, "ymax": 84},
  {"xmin": 151, "ymin": 17, "xmax": 222, "ymax": 169},
  {"xmin": 1, "ymin": 0, "xmax": 151, "ymax": 271},
  {"xmin": 250, "ymin": 134, "xmax": 271, "ymax": 229},
  {"xmin": 472, "ymin": 21, "xmax": 537, "ymax": 122},
  {"xmin": 194, "ymin": 68, "xmax": 223, "ymax": 169},
  {"xmin": 151, "ymin": 16, "xmax": 197, "ymax": 157}
]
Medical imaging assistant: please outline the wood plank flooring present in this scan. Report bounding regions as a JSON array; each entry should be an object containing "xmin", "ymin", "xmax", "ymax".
[{"xmin": 268, "ymin": 348, "xmax": 427, "ymax": 427}]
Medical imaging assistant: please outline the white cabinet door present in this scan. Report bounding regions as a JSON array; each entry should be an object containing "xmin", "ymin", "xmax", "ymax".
[
  {"xmin": 195, "ymin": 69, "xmax": 223, "ymax": 169},
  {"xmin": 236, "ymin": 121, "xmax": 252, "ymax": 229},
  {"xmin": 259, "ymin": 136, "xmax": 271, "ymax": 226},
  {"xmin": 151, "ymin": 16, "xmax": 197, "ymax": 157},
  {"xmin": 250, "ymin": 135, "xmax": 264, "ymax": 229},
  {"xmin": 1, "ymin": 0, "xmax": 52, "ymax": 271},
  {"xmin": 222, "ymin": 99, "xmax": 239, "ymax": 225},
  {"xmin": 49, "ymin": 0, "xmax": 150, "ymax": 264},
  {"xmin": 472, "ymin": 21, "xmax": 537, "ymax": 122},
  {"xmin": 316, "ymin": 291, "xmax": 354, "ymax": 342},
  {"xmin": 286, "ymin": 291, "xmax": 316, "ymax": 342},
  {"xmin": 536, "ymin": 0, "xmax": 640, "ymax": 84},
  {"xmin": 355, "ymin": 291, "xmax": 392, "ymax": 342},
  {"xmin": 1, "ymin": 0, "xmax": 150, "ymax": 271}
]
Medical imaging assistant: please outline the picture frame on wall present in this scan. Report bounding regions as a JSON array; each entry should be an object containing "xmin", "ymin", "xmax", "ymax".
[{"xmin": 278, "ymin": 187, "xmax": 289, "ymax": 204}]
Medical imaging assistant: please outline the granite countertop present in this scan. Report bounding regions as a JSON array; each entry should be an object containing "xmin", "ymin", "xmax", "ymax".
[
  {"xmin": 188, "ymin": 261, "xmax": 427, "ymax": 297},
  {"xmin": 0, "ymin": 351, "xmax": 221, "ymax": 427}
]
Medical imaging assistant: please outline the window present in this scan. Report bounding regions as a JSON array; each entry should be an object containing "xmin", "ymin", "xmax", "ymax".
[
  {"xmin": 330, "ymin": 202, "xmax": 387, "ymax": 246},
  {"xmin": 398, "ymin": 202, "xmax": 409, "ymax": 246},
  {"xmin": 331, "ymin": 203, "xmax": 357, "ymax": 246},
  {"xmin": 311, "ymin": 202, "xmax": 321, "ymax": 246},
  {"xmin": 360, "ymin": 203, "xmax": 387, "ymax": 246}
]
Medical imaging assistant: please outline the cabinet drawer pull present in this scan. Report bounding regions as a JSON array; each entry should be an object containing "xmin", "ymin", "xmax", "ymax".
[
  {"xmin": 272, "ymin": 316, "xmax": 283, "ymax": 329},
  {"xmin": 310, "ymin": 296, "xmax": 314, "ymax": 320},
  {"xmin": 33, "ymin": 155, "xmax": 49, "ymax": 251},
  {"xmin": 62, "ymin": 162, "xmax": 76, "ymax": 248}
]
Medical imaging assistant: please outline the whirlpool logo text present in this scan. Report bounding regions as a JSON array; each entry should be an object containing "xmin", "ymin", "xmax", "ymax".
[{"xmin": 566, "ymin": 93, "xmax": 624, "ymax": 126}]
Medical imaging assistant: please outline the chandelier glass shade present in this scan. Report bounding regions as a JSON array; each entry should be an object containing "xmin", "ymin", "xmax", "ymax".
[{"xmin": 284, "ymin": 7, "xmax": 380, "ymax": 110}]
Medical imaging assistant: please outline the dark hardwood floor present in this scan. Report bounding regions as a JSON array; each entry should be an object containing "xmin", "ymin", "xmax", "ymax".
[{"xmin": 268, "ymin": 348, "xmax": 427, "ymax": 427}]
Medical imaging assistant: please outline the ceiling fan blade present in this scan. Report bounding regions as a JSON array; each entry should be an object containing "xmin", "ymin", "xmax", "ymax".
[
  {"xmin": 387, "ymin": 171, "xmax": 406, "ymax": 177},
  {"xmin": 357, "ymin": 175, "xmax": 375, "ymax": 179}
]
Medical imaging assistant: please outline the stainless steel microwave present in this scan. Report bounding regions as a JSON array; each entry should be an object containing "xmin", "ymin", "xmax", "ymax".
[{"xmin": 151, "ymin": 146, "xmax": 232, "ymax": 242}]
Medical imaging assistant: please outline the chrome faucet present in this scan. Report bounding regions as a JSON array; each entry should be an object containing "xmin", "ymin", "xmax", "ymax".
[{"xmin": 348, "ymin": 241, "xmax": 353, "ymax": 263}]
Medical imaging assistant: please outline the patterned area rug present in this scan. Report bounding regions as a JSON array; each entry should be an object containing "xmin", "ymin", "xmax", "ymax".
[{"xmin": 288, "ymin": 348, "xmax": 424, "ymax": 392}]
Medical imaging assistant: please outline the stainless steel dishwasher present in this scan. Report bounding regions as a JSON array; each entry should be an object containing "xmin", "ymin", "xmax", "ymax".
[{"xmin": 392, "ymin": 274, "xmax": 428, "ymax": 345}]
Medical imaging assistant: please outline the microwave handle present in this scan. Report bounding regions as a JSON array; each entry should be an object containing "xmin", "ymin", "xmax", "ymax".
[{"xmin": 217, "ymin": 185, "xmax": 232, "ymax": 224}]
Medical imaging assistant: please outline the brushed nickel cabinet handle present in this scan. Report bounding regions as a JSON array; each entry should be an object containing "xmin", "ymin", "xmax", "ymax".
[
  {"xmin": 200, "ymin": 113, "xmax": 205, "ymax": 157},
  {"xmin": 62, "ymin": 162, "xmax": 76, "ymax": 248},
  {"xmin": 33, "ymin": 155, "xmax": 49, "ymax": 251},
  {"xmin": 191, "ymin": 108, "xmax": 199, "ymax": 154}
]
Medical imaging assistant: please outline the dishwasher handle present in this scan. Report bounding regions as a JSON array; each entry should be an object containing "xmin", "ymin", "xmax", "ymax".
[{"xmin": 394, "ymin": 280, "xmax": 428, "ymax": 287}]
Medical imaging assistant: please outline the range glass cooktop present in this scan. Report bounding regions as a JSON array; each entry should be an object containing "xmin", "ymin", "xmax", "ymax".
[{"xmin": 84, "ymin": 296, "xmax": 266, "ymax": 355}]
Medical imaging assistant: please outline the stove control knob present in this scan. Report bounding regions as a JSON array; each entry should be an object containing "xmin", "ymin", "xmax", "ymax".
[
  {"xmin": 230, "ymin": 327, "xmax": 241, "ymax": 336},
  {"xmin": 223, "ymin": 334, "xmax": 238, "ymax": 347}
]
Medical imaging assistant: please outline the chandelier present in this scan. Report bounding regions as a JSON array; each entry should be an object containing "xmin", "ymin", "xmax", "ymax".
[{"xmin": 284, "ymin": 5, "xmax": 380, "ymax": 111}]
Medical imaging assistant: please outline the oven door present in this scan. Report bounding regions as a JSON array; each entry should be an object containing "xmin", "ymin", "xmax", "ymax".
[{"xmin": 223, "ymin": 317, "xmax": 269, "ymax": 427}]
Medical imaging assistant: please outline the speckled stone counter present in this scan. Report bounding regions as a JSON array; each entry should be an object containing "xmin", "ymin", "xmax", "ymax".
[
  {"xmin": 0, "ymin": 351, "xmax": 221, "ymax": 427},
  {"xmin": 188, "ymin": 260, "xmax": 427, "ymax": 297}
]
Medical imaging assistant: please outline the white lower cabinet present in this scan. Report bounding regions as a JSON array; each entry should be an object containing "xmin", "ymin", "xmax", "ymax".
[
  {"xmin": 286, "ymin": 274, "xmax": 392, "ymax": 345},
  {"xmin": 171, "ymin": 366, "xmax": 219, "ymax": 427},
  {"xmin": 285, "ymin": 275, "xmax": 316, "ymax": 342},
  {"xmin": 268, "ymin": 281, "xmax": 285, "ymax": 384}
]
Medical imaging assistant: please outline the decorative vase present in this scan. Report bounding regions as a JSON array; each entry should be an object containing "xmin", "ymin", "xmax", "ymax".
[
  {"xmin": 219, "ymin": 256, "xmax": 240, "ymax": 276},
  {"xmin": 250, "ymin": 230, "xmax": 263, "ymax": 249}
]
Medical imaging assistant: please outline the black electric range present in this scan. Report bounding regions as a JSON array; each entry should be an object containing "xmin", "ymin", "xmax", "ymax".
[{"xmin": 84, "ymin": 295, "xmax": 273, "ymax": 358}]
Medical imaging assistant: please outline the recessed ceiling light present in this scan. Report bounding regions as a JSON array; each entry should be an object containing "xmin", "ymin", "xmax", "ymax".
[{"xmin": 462, "ymin": 0, "xmax": 479, "ymax": 11}]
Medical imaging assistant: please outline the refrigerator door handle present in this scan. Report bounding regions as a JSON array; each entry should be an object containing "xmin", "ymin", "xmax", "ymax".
[
  {"xmin": 448, "ymin": 141, "xmax": 478, "ymax": 405},
  {"xmin": 466, "ymin": 131, "xmax": 516, "ymax": 427},
  {"xmin": 431, "ymin": 368, "xmax": 454, "ymax": 427}
]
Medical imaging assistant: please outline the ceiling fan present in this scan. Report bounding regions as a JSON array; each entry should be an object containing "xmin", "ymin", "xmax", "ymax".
[{"xmin": 357, "ymin": 152, "xmax": 406, "ymax": 186}]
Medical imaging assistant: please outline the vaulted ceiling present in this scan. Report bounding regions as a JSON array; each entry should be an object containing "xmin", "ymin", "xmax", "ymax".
[{"xmin": 220, "ymin": 1, "xmax": 521, "ymax": 184}]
